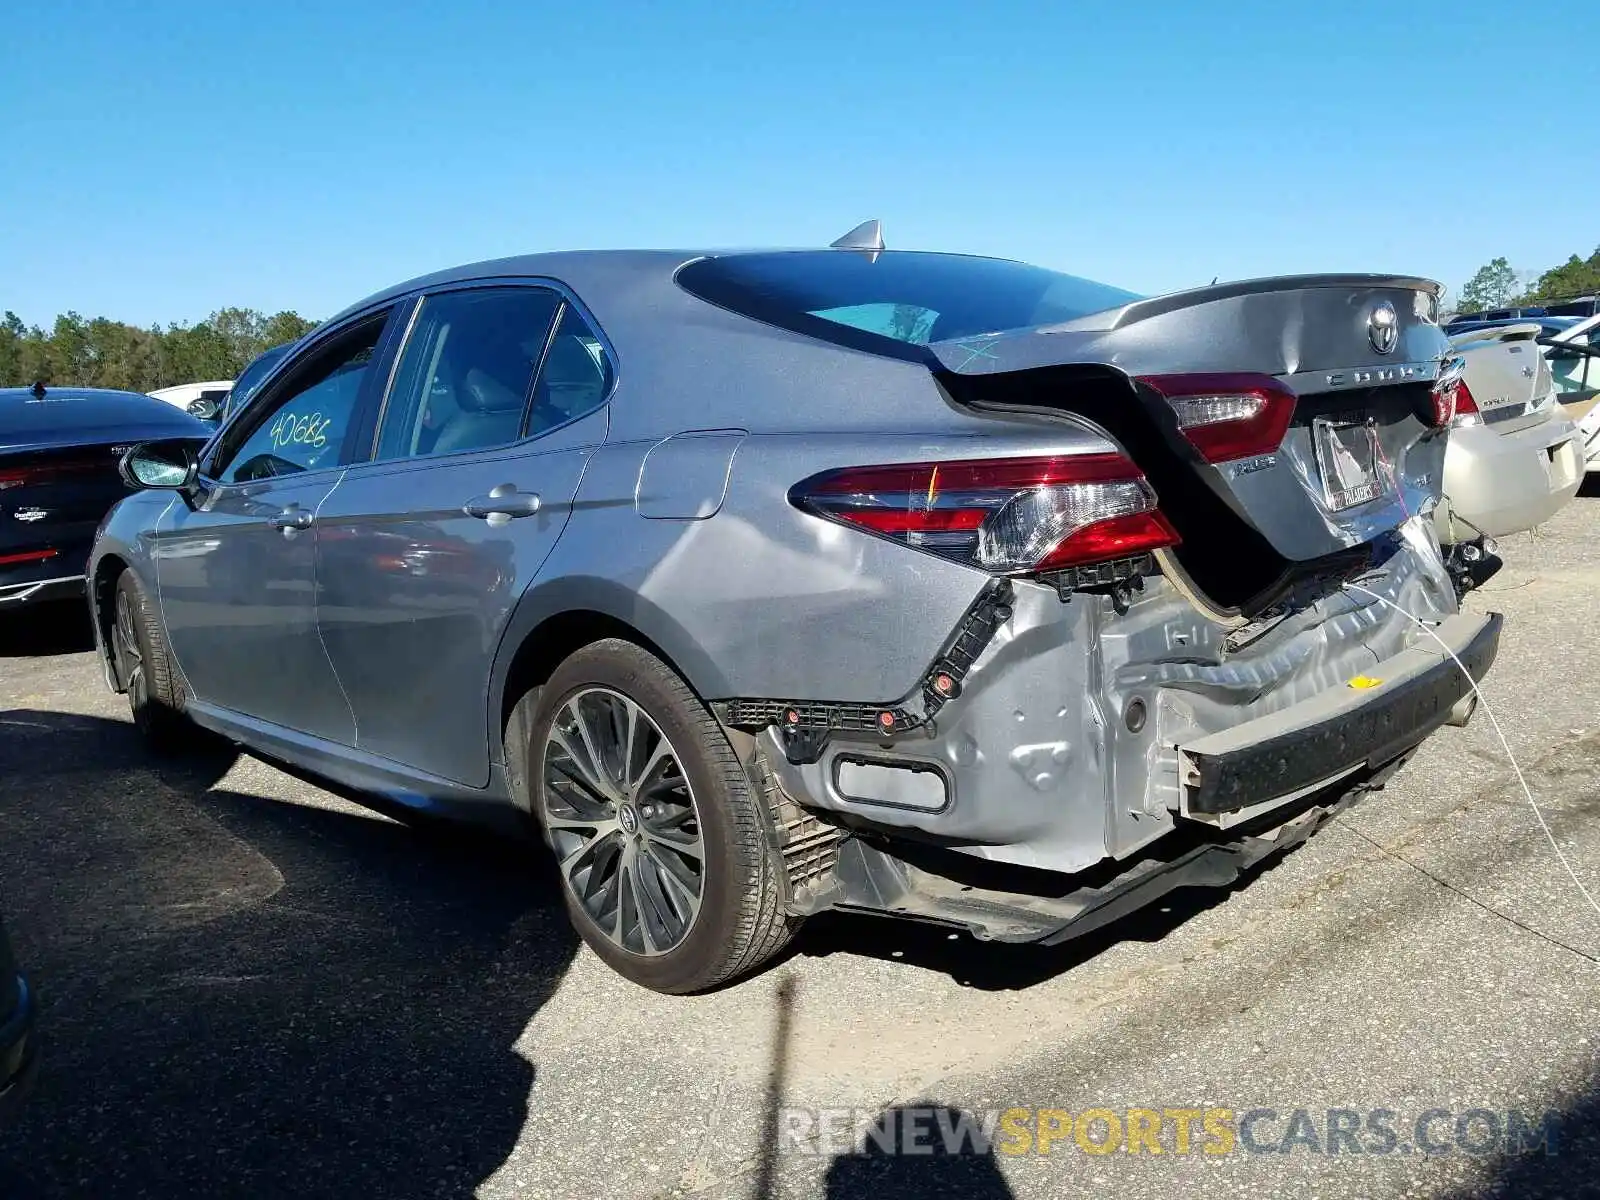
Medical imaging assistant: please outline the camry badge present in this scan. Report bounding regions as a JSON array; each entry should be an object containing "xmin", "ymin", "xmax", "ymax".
[{"xmin": 1367, "ymin": 301, "xmax": 1399, "ymax": 355}]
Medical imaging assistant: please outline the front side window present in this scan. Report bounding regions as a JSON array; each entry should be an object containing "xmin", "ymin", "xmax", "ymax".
[
  {"xmin": 226, "ymin": 343, "xmax": 293, "ymax": 418},
  {"xmin": 374, "ymin": 287, "xmax": 563, "ymax": 461},
  {"xmin": 214, "ymin": 319, "xmax": 384, "ymax": 483}
]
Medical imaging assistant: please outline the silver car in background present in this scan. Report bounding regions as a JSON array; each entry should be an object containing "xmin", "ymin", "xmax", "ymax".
[{"xmin": 89, "ymin": 234, "xmax": 1499, "ymax": 992}]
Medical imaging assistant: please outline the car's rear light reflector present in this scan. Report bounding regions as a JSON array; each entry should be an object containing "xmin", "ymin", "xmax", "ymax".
[
  {"xmin": 0, "ymin": 549, "xmax": 59, "ymax": 566},
  {"xmin": 1449, "ymin": 379, "xmax": 1482, "ymax": 427},
  {"xmin": 792, "ymin": 452, "xmax": 1180, "ymax": 576},
  {"xmin": 1036, "ymin": 510, "xmax": 1180, "ymax": 572},
  {"xmin": 0, "ymin": 457, "xmax": 111, "ymax": 491},
  {"xmin": 1425, "ymin": 359, "xmax": 1475, "ymax": 428},
  {"xmin": 1136, "ymin": 373, "xmax": 1298, "ymax": 462}
]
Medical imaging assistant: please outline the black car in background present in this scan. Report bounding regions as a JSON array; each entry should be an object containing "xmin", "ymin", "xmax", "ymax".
[
  {"xmin": 1, "ymin": 384, "xmax": 210, "ymax": 607},
  {"xmin": 0, "ymin": 917, "xmax": 36, "ymax": 1117}
]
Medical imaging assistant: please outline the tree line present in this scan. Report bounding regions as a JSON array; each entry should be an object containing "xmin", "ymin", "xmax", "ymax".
[
  {"xmin": 1455, "ymin": 246, "xmax": 1600, "ymax": 314},
  {"xmin": 0, "ymin": 307, "xmax": 319, "ymax": 394}
]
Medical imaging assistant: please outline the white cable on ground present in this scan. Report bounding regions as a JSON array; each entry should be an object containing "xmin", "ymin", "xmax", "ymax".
[{"xmin": 1341, "ymin": 580, "xmax": 1600, "ymax": 923}]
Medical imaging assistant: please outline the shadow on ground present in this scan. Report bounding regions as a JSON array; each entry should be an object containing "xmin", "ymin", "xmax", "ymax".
[
  {"xmin": 748, "ymin": 979, "xmax": 1017, "ymax": 1198},
  {"xmin": 1442, "ymin": 1073, "xmax": 1600, "ymax": 1199},
  {"xmin": 789, "ymin": 875, "xmax": 1238, "ymax": 991},
  {"xmin": 0, "ymin": 600, "xmax": 95, "ymax": 658},
  {"xmin": 821, "ymin": 1106, "xmax": 1016, "ymax": 1198},
  {"xmin": 0, "ymin": 707, "xmax": 578, "ymax": 1199}
]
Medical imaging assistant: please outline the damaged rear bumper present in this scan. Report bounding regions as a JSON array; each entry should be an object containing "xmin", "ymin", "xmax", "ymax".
[
  {"xmin": 821, "ymin": 768, "xmax": 1404, "ymax": 946},
  {"xmin": 1178, "ymin": 611, "xmax": 1501, "ymax": 822},
  {"xmin": 742, "ymin": 591, "xmax": 1501, "ymax": 948}
]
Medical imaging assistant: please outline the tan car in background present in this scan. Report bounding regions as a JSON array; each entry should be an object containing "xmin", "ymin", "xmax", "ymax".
[{"xmin": 1435, "ymin": 323, "xmax": 1583, "ymax": 549}]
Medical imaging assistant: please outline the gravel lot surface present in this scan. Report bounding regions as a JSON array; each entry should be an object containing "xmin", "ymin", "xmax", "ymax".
[{"xmin": 1, "ymin": 485, "xmax": 1597, "ymax": 1198}]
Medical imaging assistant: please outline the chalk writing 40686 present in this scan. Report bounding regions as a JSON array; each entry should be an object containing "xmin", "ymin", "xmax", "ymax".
[{"xmin": 269, "ymin": 411, "xmax": 331, "ymax": 451}]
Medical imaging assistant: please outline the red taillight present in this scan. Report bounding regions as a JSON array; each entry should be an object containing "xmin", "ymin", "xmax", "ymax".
[
  {"xmin": 792, "ymin": 452, "xmax": 1180, "ymax": 575},
  {"xmin": 1426, "ymin": 373, "xmax": 1479, "ymax": 428},
  {"xmin": 0, "ymin": 457, "xmax": 109, "ymax": 491},
  {"xmin": 1450, "ymin": 379, "xmax": 1481, "ymax": 425},
  {"xmin": 0, "ymin": 549, "xmax": 59, "ymax": 566},
  {"xmin": 1136, "ymin": 373, "xmax": 1298, "ymax": 463}
]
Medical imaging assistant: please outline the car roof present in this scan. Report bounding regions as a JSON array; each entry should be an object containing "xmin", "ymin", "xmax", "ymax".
[
  {"xmin": 325, "ymin": 247, "xmax": 1071, "ymax": 329},
  {"xmin": 327, "ymin": 249, "xmax": 712, "ymax": 325}
]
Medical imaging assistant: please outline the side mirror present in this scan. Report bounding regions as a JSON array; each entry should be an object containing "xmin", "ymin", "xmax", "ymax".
[
  {"xmin": 186, "ymin": 397, "xmax": 220, "ymax": 421},
  {"xmin": 120, "ymin": 441, "xmax": 200, "ymax": 490}
]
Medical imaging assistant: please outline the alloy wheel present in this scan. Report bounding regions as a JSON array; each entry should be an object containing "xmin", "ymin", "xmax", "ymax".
[{"xmin": 541, "ymin": 687, "xmax": 706, "ymax": 956}]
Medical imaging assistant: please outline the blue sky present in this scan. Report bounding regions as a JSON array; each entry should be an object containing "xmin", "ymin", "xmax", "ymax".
[{"xmin": 5, "ymin": 0, "xmax": 1596, "ymax": 327}]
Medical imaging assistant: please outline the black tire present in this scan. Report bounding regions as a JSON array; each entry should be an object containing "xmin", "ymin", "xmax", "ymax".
[
  {"xmin": 520, "ymin": 639, "xmax": 798, "ymax": 993},
  {"xmin": 111, "ymin": 569, "xmax": 187, "ymax": 752}
]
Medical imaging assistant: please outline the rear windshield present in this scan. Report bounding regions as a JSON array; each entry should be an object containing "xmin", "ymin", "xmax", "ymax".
[{"xmin": 677, "ymin": 251, "xmax": 1140, "ymax": 360}]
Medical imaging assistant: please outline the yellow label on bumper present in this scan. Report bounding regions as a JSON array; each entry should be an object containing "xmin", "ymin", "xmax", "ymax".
[{"xmin": 1347, "ymin": 675, "xmax": 1383, "ymax": 689}]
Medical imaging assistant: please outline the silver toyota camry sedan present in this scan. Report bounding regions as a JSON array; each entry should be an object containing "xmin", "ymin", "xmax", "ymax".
[{"xmin": 89, "ymin": 228, "xmax": 1500, "ymax": 992}]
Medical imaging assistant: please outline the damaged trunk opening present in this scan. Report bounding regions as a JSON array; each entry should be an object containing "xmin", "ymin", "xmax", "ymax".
[{"xmin": 937, "ymin": 362, "xmax": 1444, "ymax": 620}]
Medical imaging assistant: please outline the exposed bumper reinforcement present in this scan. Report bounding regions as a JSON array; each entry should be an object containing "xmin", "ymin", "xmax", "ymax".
[{"xmin": 1177, "ymin": 610, "xmax": 1501, "ymax": 818}]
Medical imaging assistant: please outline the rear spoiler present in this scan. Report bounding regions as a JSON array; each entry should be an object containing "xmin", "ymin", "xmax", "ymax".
[
  {"xmin": 1039, "ymin": 273, "xmax": 1442, "ymax": 334},
  {"xmin": 1447, "ymin": 322, "xmax": 1547, "ymax": 347}
]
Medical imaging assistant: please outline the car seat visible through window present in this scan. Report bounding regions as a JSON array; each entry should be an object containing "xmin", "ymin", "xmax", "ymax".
[{"xmin": 528, "ymin": 331, "xmax": 609, "ymax": 435}]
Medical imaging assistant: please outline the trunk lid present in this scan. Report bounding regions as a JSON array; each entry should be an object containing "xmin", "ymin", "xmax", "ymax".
[
  {"xmin": 0, "ymin": 443, "xmax": 135, "ymax": 568},
  {"xmin": 1448, "ymin": 323, "xmax": 1558, "ymax": 435},
  {"xmin": 930, "ymin": 275, "xmax": 1451, "ymax": 614},
  {"xmin": 0, "ymin": 387, "xmax": 210, "ymax": 456}
]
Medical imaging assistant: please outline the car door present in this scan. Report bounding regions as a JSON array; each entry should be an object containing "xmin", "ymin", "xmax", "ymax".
[
  {"xmin": 315, "ymin": 283, "xmax": 613, "ymax": 786},
  {"xmin": 154, "ymin": 306, "xmax": 405, "ymax": 741}
]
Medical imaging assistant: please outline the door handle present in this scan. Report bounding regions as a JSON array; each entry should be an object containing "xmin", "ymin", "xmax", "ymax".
[
  {"xmin": 464, "ymin": 484, "xmax": 542, "ymax": 525},
  {"xmin": 269, "ymin": 506, "xmax": 314, "ymax": 532}
]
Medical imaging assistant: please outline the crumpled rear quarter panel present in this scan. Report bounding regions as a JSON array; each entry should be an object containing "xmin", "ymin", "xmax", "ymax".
[{"xmin": 768, "ymin": 517, "xmax": 1458, "ymax": 875}]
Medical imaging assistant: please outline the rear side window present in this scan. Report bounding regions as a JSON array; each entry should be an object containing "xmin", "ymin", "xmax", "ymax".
[
  {"xmin": 374, "ymin": 287, "xmax": 563, "ymax": 461},
  {"xmin": 528, "ymin": 306, "xmax": 614, "ymax": 437},
  {"xmin": 677, "ymin": 250, "xmax": 1140, "ymax": 359}
]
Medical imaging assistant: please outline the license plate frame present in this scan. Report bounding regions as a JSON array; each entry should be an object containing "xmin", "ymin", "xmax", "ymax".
[{"xmin": 1312, "ymin": 416, "xmax": 1385, "ymax": 511}]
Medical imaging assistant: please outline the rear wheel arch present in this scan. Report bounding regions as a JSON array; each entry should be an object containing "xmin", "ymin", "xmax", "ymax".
[
  {"xmin": 110, "ymin": 568, "xmax": 187, "ymax": 750},
  {"xmin": 91, "ymin": 554, "xmax": 131, "ymax": 688},
  {"xmin": 489, "ymin": 580, "xmax": 732, "ymax": 774}
]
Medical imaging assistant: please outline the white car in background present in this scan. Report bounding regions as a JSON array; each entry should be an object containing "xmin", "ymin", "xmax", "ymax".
[
  {"xmin": 1538, "ymin": 313, "xmax": 1600, "ymax": 472},
  {"xmin": 147, "ymin": 379, "xmax": 232, "ymax": 412},
  {"xmin": 1432, "ymin": 322, "xmax": 1583, "ymax": 590}
]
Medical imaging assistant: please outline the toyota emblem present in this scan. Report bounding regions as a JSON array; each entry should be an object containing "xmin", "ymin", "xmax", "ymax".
[{"xmin": 1367, "ymin": 301, "xmax": 1399, "ymax": 355}]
